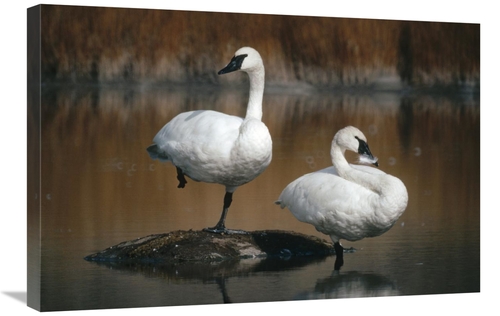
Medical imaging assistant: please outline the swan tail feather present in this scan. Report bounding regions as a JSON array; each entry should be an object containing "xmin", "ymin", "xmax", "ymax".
[
  {"xmin": 146, "ymin": 144, "xmax": 169, "ymax": 162},
  {"xmin": 274, "ymin": 200, "xmax": 286, "ymax": 209}
]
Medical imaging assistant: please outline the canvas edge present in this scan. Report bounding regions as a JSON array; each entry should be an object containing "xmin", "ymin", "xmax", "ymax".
[{"xmin": 27, "ymin": 4, "xmax": 41, "ymax": 312}]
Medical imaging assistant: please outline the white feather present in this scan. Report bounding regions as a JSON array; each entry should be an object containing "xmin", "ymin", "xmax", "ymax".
[
  {"xmin": 148, "ymin": 47, "xmax": 272, "ymax": 231},
  {"xmin": 358, "ymin": 155, "xmax": 378, "ymax": 165},
  {"xmin": 276, "ymin": 126, "xmax": 408, "ymax": 244}
]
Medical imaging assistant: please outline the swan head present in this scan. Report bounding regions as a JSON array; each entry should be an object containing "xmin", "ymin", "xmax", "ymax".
[
  {"xmin": 218, "ymin": 47, "xmax": 263, "ymax": 75},
  {"xmin": 334, "ymin": 126, "xmax": 379, "ymax": 167}
]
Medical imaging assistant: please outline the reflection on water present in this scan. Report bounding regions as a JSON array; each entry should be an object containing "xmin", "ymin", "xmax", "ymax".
[
  {"xmin": 35, "ymin": 85, "xmax": 479, "ymax": 311},
  {"xmin": 295, "ymin": 271, "xmax": 400, "ymax": 300},
  {"xmin": 88, "ymin": 256, "xmax": 329, "ymax": 304}
]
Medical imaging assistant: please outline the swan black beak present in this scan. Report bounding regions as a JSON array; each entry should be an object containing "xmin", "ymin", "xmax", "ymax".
[
  {"xmin": 218, "ymin": 54, "xmax": 248, "ymax": 75},
  {"xmin": 356, "ymin": 137, "xmax": 379, "ymax": 167}
]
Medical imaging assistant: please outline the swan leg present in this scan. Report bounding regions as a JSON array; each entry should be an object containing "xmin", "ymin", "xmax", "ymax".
[
  {"xmin": 176, "ymin": 167, "xmax": 187, "ymax": 188},
  {"xmin": 334, "ymin": 242, "xmax": 344, "ymax": 270},
  {"xmin": 204, "ymin": 192, "xmax": 232, "ymax": 233},
  {"xmin": 203, "ymin": 192, "xmax": 248, "ymax": 234}
]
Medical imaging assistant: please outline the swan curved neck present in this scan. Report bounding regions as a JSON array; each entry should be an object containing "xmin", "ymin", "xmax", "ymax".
[
  {"xmin": 331, "ymin": 144, "xmax": 381, "ymax": 194},
  {"xmin": 245, "ymin": 67, "xmax": 265, "ymax": 121},
  {"xmin": 330, "ymin": 145, "xmax": 349, "ymax": 173}
]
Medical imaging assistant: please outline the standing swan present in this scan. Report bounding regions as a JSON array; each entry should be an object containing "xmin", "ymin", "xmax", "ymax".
[
  {"xmin": 147, "ymin": 47, "xmax": 272, "ymax": 234},
  {"xmin": 275, "ymin": 126, "xmax": 407, "ymax": 269}
]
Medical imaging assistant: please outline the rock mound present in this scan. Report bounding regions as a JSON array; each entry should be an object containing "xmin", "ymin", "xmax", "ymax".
[{"xmin": 84, "ymin": 230, "xmax": 336, "ymax": 263}]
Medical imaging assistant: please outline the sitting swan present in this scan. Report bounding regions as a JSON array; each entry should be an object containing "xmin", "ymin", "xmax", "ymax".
[
  {"xmin": 275, "ymin": 126, "xmax": 408, "ymax": 269},
  {"xmin": 147, "ymin": 47, "xmax": 272, "ymax": 234}
]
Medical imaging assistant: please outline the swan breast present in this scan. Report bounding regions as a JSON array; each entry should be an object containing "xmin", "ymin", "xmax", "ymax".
[
  {"xmin": 223, "ymin": 118, "xmax": 272, "ymax": 185},
  {"xmin": 277, "ymin": 167, "xmax": 407, "ymax": 242}
]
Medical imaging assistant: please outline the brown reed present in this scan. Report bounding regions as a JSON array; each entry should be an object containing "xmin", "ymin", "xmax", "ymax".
[{"xmin": 39, "ymin": 5, "xmax": 479, "ymax": 88}]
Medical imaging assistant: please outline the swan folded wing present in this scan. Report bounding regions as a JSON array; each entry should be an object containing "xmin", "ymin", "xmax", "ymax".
[
  {"xmin": 308, "ymin": 181, "xmax": 380, "ymax": 241},
  {"xmin": 152, "ymin": 110, "xmax": 246, "ymax": 182},
  {"xmin": 278, "ymin": 170, "xmax": 382, "ymax": 241},
  {"xmin": 316, "ymin": 172, "xmax": 404, "ymax": 239}
]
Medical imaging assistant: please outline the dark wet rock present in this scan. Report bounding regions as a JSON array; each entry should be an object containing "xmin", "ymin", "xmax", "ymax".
[{"xmin": 84, "ymin": 230, "xmax": 336, "ymax": 263}]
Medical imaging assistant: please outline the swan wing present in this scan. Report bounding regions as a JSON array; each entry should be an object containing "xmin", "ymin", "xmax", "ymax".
[
  {"xmin": 151, "ymin": 110, "xmax": 243, "ymax": 180},
  {"xmin": 277, "ymin": 167, "xmax": 381, "ymax": 241},
  {"xmin": 278, "ymin": 167, "xmax": 377, "ymax": 216}
]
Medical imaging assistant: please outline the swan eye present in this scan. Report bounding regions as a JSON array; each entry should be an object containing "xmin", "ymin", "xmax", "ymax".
[
  {"xmin": 234, "ymin": 54, "xmax": 248, "ymax": 60},
  {"xmin": 230, "ymin": 54, "xmax": 248, "ymax": 66}
]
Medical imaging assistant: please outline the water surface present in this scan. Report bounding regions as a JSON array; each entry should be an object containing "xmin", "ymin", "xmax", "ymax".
[{"xmin": 35, "ymin": 85, "xmax": 479, "ymax": 311}]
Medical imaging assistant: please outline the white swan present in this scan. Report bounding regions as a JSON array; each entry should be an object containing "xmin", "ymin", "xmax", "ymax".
[
  {"xmin": 147, "ymin": 47, "xmax": 272, "ymax": 234},
  {"xmin": 275, "ymin": 126, "xmax": 408, "ymax": 269}
]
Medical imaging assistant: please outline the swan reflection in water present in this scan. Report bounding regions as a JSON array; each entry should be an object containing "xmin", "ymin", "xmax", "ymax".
[
  {"xmin": 87, "ymin": 255, "xmax": 398, "ymax": 303},
  {"xmin": 216, "ymin": 268, "xmax": 399, "ymax": 303},
  {"xmin": 294, "ymin": 270, "xmax": 400, "ymax": 300},
  {"xmin": 276, "ymin": 126, "xmax": 408, "ymax": 270}
]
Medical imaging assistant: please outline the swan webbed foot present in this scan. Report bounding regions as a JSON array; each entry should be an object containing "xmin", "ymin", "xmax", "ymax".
[
  {"xmin": 176, "ymin": 167, "xmax": 187, "ymax": 188},
  {"xmin": 203, "ymin": 226, "xmax": 249, "ymax": 235},
  {"xmin": 202, "ymin": 222, "xmax": 226, "ymax": 234},
  {"xmin": 334, "ymin": 242, "xmax": 344, "ymax": 270}
]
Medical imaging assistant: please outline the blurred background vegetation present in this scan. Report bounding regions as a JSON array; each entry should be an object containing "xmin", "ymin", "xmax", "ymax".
[{"xmin": 39, "ymin": 5, "xmax": 479, "ymax": 90}]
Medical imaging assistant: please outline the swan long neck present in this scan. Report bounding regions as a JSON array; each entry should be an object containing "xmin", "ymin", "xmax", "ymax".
[
  {"xmin": 331, "ymin": 143, "xmax": 382, "ymax": 194},
  {"xmin": 245, "ymin": 67, "xmax": 265, "ymax": 121}
]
